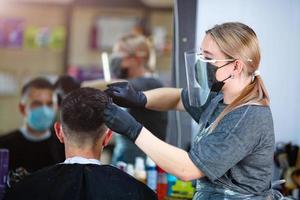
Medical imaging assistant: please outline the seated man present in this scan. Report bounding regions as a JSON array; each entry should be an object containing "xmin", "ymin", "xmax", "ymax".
[
  {"xmin": 4, "ymin": 87, "xmax": 157, "ymax": 200},
  {"xmin": 0, "ymin": 77, "xmax": 65, "ymax": 173}
]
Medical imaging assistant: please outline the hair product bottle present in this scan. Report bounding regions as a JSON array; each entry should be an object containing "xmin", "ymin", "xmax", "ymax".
[
  {"xmin": 134, "ymin": 157, "xmax": 146, "ymax": 184},
  {"xmin": 146, "ymin": 157, "xmax": 157, "ymax": 191}
]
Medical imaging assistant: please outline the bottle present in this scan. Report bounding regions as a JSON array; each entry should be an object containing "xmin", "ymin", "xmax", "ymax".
[
  {"xmin": 126, "ymin": 164, "xmax": 135, "ymax": 177},
  {"xmin": 134, "ymin": 157, "xmax": 146, "ymax": 183},
  {"xmin": 157, "ymin": 167, "xmax": 168, "ymax": 200},
  {"xmin": 167, "ymin": 174, "xmax": 177, "ymax": 196},
  {"xmin": 146, "ymin": 157, "xmax": 157, "ymax": 191},
  {"xmin": 116, "ymin": 161, "xmax": 127, "ymax": 172}
]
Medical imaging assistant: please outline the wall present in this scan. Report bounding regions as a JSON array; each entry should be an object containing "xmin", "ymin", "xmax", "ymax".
[
  {"xmin": 69, "ymin": 6, "xmax": 173, "ymax": 75},
  {"xmin": 0, "ymin": 3, "xmax": 66, "ymax": 133},
  {"xmin": 149, "ymin": 10, "xmax": 173, "ymax": 74},
  {"xmin": 196, "ymin": 0, "xmax": 300, "ymax": 144},
  {"xmin": 69, "ymin": 6, "xmax": 144, "ymax": 66}
]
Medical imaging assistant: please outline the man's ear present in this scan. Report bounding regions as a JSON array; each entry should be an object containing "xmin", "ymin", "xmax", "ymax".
[
  {"xmin": 19, "ymin": 103, "xmax": 26, "ymax": 117},
  {"xmin": 54, "ymin": 122, "xmax": 65, "ymax": 143},
  {"xmin": 102, "ymin": 129, "xmax": 113, "ymax": 147}
]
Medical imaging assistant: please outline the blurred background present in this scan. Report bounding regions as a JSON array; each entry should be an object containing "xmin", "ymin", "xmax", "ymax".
[{"xmin": 0, "ymin": 0, "xmax": 173, "ymax": 133}]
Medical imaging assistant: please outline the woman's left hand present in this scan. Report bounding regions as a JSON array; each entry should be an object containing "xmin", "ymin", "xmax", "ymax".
[
  {"xmin": 105, "ymin": 82, "xmax": 147, "ymax": 108},
  {"xmin": 103, "ymin": 103, "xmax": 143, "ymax": 142}
]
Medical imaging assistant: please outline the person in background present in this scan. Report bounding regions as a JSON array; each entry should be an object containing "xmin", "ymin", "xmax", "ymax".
[
  {"xmin": 0, "ymin": 77, "xmax": 65, "ymax": 174},
  {"xmin": 4, "ymin": 88, "xmax": 157, "ymax": 200},
  {"xmin": 54, "ymin": 75, "xmax": 81, "ymax": 108},
  {"xmin": 107, "ymin": 33, "xmax": 168, "ymax": 165},
  {"xmin": 52, "ymin": 75, "xmax": 81, "ymax": 128}
]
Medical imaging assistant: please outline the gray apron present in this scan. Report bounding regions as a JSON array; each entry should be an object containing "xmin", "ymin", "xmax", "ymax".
[{"xmin": 191, "ymin": 94, "xmax": 288, "ymax": 200}]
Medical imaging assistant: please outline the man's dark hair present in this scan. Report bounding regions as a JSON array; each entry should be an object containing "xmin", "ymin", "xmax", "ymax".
[
  {"xmin": 21, "ymin": 77, "xmax": 54, "ymax": 97},
  {"xmin": 61, "ymin": 87, "xmax": 109, "ymax": 142}
]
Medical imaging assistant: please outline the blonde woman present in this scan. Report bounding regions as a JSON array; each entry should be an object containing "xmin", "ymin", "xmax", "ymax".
[
  {"xmin": 109, "ymin": 33, "xmax": 168, "ymax": 165},
  {"xmin": 104, "ymin": 22, "xmax": 278, "ymax": 199}
]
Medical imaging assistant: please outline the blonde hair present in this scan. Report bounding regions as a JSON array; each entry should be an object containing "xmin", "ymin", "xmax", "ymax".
[
  {"xmin": 206, "ymin": 22, "xmax": 270, "ymax": 131},
  {"xmin": 113, "ymin": 33, "xmax": 156, "ymax": 72}
]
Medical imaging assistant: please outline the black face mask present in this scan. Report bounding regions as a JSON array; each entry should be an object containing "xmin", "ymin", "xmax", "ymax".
[
  {"xmin": 110, "ymin": 57, "xmax": 129, "ymax": 79},
  {"xmin": 207, "ymin": 61, "xmax": 235, "ymax": 93},
  {"xmin": 118, "ymin": 68, "xmax": 129, "ymax": 79}
]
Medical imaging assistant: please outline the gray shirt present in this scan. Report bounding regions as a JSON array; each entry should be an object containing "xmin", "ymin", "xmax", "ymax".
[{"xmin": 181, "ymin": 89, "xmax": 275, "ymax": 198}]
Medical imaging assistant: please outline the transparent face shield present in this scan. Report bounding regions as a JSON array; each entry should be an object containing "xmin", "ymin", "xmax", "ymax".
[{"xmin": 184, "ymin": 51, "xmax": 234, "ymax": 107}]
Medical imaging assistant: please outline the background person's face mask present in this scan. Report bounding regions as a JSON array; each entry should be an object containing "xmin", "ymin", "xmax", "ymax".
[
  {"xmin": 110, "ymin": 56, "xmax": 129, "ymax": 79},
  {"xmin": 110, "ymin": 52, "xmax": 139, "ymax": 79},
  {"xmin": 185, "ymin": 51, "xmax": 235, "ymax": 107},
  {"xmin": 27, "ymin": 106, "xmax": 56, "ymax": 132}
]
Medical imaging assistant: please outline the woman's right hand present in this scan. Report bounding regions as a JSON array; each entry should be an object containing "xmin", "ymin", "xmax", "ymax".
[
  {"xmin": 104, "ymin": 103, "xmax": 143, "ymax": 142},
  {"xmin": 104, "ymin": 82, "xmax": 147, "ymax": 108}
]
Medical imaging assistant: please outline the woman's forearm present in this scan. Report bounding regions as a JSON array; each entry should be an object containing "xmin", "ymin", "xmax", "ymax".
[
  {"xmin": 143, "ymin": 88, "xmax": 185, "ymax": 111},
  {"xmin": 135, "ymin": 127, "xmax": 204, "ymax": 181}
]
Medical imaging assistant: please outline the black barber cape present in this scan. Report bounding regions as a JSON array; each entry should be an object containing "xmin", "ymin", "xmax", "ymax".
[{"xmin": 4, "ymin": 164, "xmax": 157, "ymax": 200}]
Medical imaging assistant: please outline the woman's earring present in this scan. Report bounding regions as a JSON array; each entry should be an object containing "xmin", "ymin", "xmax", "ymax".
[{"xmin": 231, "ymin": 74, "xmax": 235, "ymax": 79}]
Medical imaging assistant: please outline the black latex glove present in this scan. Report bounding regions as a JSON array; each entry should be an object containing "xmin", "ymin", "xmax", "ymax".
[
  {"xmin": 104, "ymin": 82, "xmax": 147, "ymax": 108},
  {"xmin": 104, "ymin": 103, "xmax": 143, "ymax": 142}
]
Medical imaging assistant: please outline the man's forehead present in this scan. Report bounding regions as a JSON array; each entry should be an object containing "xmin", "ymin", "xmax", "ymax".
[{"xmin": 28, "ymin": 88, "xmax": 54, "ymax": 100}]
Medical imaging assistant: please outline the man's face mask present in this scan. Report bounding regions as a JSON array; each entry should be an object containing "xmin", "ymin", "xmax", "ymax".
[
  {"xmin": 26, "ymin": 106, "xmax": 56, "ymax": 132},
  {"xmin": 184, "ymin": 51, "xmax": 235, "ymax": 107}
]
